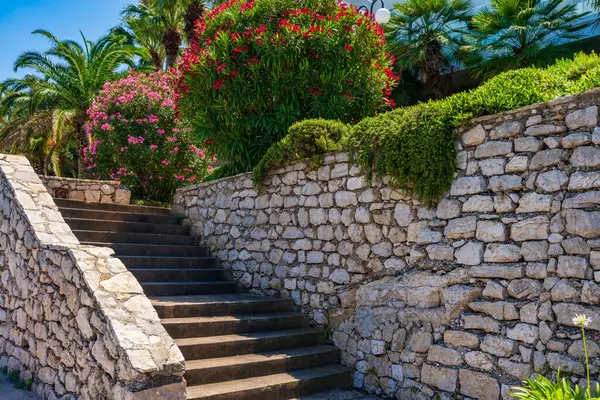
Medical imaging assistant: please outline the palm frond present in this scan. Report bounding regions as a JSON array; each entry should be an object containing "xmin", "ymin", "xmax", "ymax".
[{"xmin": 1, "ymin": 29, "xmax": 139, "ymax": 177}]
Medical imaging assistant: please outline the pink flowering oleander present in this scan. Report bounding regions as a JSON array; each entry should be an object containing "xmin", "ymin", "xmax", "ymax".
[{"xmin": 85, "ymin": 70, "xmax": 215, "ymax": 202}]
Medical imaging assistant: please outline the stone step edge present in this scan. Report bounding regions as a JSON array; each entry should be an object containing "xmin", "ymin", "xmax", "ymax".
[{"xmin": 186, "ymin": 365, "xmax": 351, "ymax": 399}]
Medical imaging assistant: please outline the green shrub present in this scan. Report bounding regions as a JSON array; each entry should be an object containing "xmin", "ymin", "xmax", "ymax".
[
  {"xmin": 177, "ymin": 0, "xmax": 398, "ymax": 175},
  {"xmin": 345, "ymin": 101, "xmax": 457, "ymax": 204},
  {"xmin": 466, "ymin": 68, "xmax": 566, "ymax": 116},
  {"xmin": 253, "ymin": 119, "xmax": 347, "ymax": 184},
  {"xmin": 549, "ymin": 52, "xmax": 600, "ymax": 83},
  {"xmin": 572, "ymin": 66, "xmax": 600, "ymax": 94},
  {"xmin": 343, "ymin": 51, "xmax": 600, "ymax": 205},
  {"xmin": 86, "ymin": 71, "xmax": 215, "ymax": 202}
]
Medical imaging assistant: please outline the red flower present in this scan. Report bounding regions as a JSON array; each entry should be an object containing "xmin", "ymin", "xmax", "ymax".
[
  {"xmin": 310, "ymin": 88, "xmax": 323, "ymax": 95},
  {"xmin": 345, "ymin": 44, "xmax": 353, "ymax": 52},
  {"xmin": 240, "ymin": 1, "xmax": 255, "ymax": 12},
  {"xmin": 212, "ymin": 78, "xmax": 225, "ymax": 90},
  {"xmin": 342, "ymin": 93, "xmax": 354, "ymax": 99},
  {"xmin": 383, "ymin": 97, "xmax": 396, "ymax": 107},
  {"xmin": 216, "ymin": 63, "xmax": 227, "ymax": 74}
]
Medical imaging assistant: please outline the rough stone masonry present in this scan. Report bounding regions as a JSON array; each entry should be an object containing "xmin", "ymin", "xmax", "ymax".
[
  {"xmin": 40, "ymin": 176, "xmax": 131, "ymax": 205},
  {"xmin": 0, "ymin": 154, "xmax": 186, "ymax": 400},
  {"xmin": 174, "ymin": 88, "xmax": 600, "ymax": 399}
]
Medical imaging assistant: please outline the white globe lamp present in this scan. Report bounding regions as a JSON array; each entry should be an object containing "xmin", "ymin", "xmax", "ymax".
[{"xmin": 374, "ymin": 7, "xmax": 391, "ymax": 24}]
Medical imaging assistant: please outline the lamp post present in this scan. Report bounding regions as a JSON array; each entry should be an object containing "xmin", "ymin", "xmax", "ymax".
[{"xmin": 358, "ymin": 0, "xmax": 391, "ymax": 24}]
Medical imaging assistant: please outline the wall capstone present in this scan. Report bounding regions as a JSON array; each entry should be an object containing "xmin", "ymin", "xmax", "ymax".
[
  {"xmin": 0, "ymin": 154, "xmax": 185, "ymax": 400},
  {"xmin": 173, "ymin": 89, "xmax": 600, "ymax": 399}
]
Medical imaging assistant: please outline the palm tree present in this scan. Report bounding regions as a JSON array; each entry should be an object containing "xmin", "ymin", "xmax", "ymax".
[
  {"xmin": 466, "ymin": 0, "xmax": 592, "ymax": 78},
  {"xmin": 123, "ymin": 0, "xmax": 205, "ymax": 69},
  {"xmin": 386, "ymin": 0, "xmax": 473, "ymax": 99},
  {"xmin": 0, "ymin": 30, "xmax": 140, "ymax": 177},
  {"xmin": 111, "ymin": 15, "xmax": 166, "ymax": 71},
  {"xmin": 0, "ymin": 82, "xmax": 76, "ymax": 176}
]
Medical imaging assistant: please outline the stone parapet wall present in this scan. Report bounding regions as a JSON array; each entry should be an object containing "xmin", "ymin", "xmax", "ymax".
[
  {"xmin": 173, "ymin": 89, "xmax": 600, "ymax": 399},
  {"xmin": 0, "ymin": 154, "xmax": 185, "ymax": 400},
  {"xmin": 41, "ymin": 176, "xmax": 131, "ymax": 204}
]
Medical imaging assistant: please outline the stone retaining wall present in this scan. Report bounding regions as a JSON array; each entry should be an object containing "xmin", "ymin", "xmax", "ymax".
[
  {"xmin": 0, "ymin": 154, "xmax": 185, "ymax": 400},
  {"xmin": 173, "ymin": 89, "xmax": 600, "ymax": 399},
  {"xmin": 40, "ymin": 176, "xmax": 131, "ymax": 204}
]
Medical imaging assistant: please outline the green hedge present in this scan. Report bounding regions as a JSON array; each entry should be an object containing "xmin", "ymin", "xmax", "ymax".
[
  {"xmin": 254, "ymin": 52, "xmax": 600, "ymax": 205},
  {"xmin": 253, "ymin": 119, "xmax": 348, "ymax": 184}
]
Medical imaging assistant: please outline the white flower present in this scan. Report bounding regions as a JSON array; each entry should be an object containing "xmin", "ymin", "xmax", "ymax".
[{"xmin": 573, "ymin": 314, "xmax": 591, "ymax": 327}]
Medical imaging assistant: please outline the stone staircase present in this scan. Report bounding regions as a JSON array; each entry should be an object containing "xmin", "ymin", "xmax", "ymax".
[{"xmin": 55, "ymin": 199, "xmax": 352, "ymax": 400}]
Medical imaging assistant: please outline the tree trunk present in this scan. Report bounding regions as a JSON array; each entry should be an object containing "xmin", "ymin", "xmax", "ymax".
[
  {"xmin": 150, "ymin": 49, "xmax": 164, "ymax": 71},
  {"xmin": 184, "ymin": 2, "xmax": 205, "ymax": 44},
  {"xmin": 32, "ymin": 159, "xmax": 45, "ymax": 176},
  {"xmin": 422, "ymin": 39, "xmax": 445, "ymax": 99},
  {"xmin": 76, "ymin": 118, "xmax": 90, "ymax": 179},
  {"xmin": 163, "ymin": 28, "xmax": 182, "ymax": 70}
]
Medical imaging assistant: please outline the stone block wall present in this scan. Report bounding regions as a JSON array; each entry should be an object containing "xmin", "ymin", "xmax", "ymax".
[
  {"xmin": 41, "ymin": 176, "xmax": 131, "ymax": 204},
  {"xmin": 173, "ymin": 89, "xmax": 600, "ymax": 399},
  {"xmin": 0, "ymin": 154, "xmax": 185, "ymax": 400}
]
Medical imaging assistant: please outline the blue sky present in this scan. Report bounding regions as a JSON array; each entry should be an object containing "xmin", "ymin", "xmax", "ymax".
[{"xmin": 0, "ymin": 0, "xmax": 131, "ymax": 81}]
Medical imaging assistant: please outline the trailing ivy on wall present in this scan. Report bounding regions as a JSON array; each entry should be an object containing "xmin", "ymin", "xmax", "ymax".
[
  {"xmin": 254, "ymin": 51, "xmax": 600, "ymax": 206},
  {"xmin": 251, "ymin": 52, "xmax": 600, "ymax": 205}
]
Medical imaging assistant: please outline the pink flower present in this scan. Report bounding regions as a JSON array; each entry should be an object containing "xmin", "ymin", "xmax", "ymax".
[
  {"xmin": 101, "ymin": 123, "xmax": 112, "ymax": 131},
  {"xmin": 148, "ymin": 114, "xmax": 159, "ymax": 123},
  {"xmin": 189, "ymin": 145, "xmax": 206, "ymax": 158},
  {"xmin": 150, "ymin": 144, "xmax": 158, "ymax": 150},
  {"xmin": 127, "ymin": 136, "xmax": 144, "ymax": 145},
  {"xmin": 157, "ymin": 129, "xmax": 165, "ymax": 134}
]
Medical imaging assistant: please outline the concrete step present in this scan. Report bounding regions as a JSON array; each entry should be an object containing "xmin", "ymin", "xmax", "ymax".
[
  {"xmin": 185, "ymin": 345, "xmax": 340, "ymax": 385},
  {"xmin": 186, "ymin": 365, "xmax": 352, "ymax": 400},
  {"xmin": 64, "ymin": 218, "xmax": 189, "ymax": 235},
  {"xmin": 176, "ymin": 328, "xmax": 325, "ymax": 360},
  {"xmin": 82, "ymin": 243, "xmax": 210, "ymax": 257},
  {"xmin": 54, "ymin": 198, "xmax": 171, "ymax": 215},
  {"xmin": 131, "ymin": 268, "xmax": 231, "ymax": 282},
  {"xmin": 150, "ymin": 294, "xmax": 295, "ymax": 318},
  {"xmin": 162, "ymin": 313, "xmax": 307, "ymax": 338},
  {"xmin": 58, "ymin": 207, "xmax": 181, "ymax": 224},
  {"xmin": 73, "ymin": 230, "xmax": 194, "ymax": 245},
  {"xmin": 141, "ymin": 282, "xmax": 238, "ymax": 296},
  {"xmin": 119, "ymin": 255, "xmax": 220, "ymax": 269}
]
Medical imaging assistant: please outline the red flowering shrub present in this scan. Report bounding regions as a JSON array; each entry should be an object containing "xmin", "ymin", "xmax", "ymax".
[
  {"xmin": 177, "ymin": 0, "xmax": 398, "ymax": 174},
  {"xmin": 85, "ymin": 71, "xmax": 215, "ymax": 202}
]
